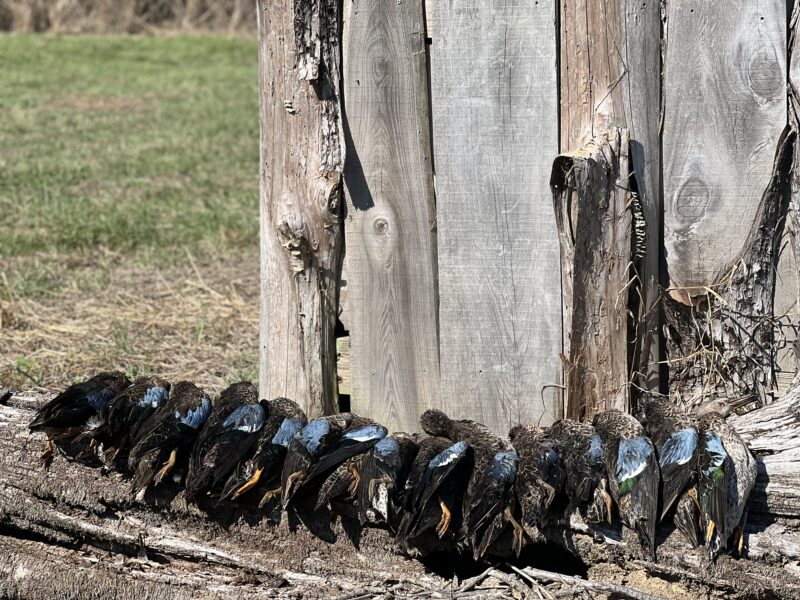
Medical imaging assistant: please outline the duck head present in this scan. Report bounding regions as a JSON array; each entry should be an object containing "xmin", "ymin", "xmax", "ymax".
[{"xmin": 420, "ymin": 409, "xmax": 451, "ymax": 437}]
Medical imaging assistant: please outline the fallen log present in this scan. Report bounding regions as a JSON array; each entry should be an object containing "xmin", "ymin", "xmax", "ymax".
[{"xmin": 1, "ymin": 391, "xmax": 799, "ymax": 599}]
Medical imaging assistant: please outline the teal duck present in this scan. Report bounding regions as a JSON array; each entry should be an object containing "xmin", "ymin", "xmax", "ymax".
[
  {"xmin": 128, "ymin": 381, "xmax": 211, "ymax": 495},
  {"xmin": 593, "ymin": 409, "xmax": 660, "ymax": 559},
  {"xmin": 281, "ymin": 414, "xmax": 385, "ymax": 509},
  {"xmin": 397, "ymin": 436, "xmax": 473, "ymax": 546},
  {"xmin": 696, "ymin": 398, "xmax": 757, "ymax": 558},
  {"xmin": 92, "ymin": 376, "xmax": 170, "ymax": 465},
  {"xmin": 419, "ymin": 409, "xmax": 520, "ymax": 559},
  {"xmin": 185, "ymin": 382, "xmax": 264, "ymax": 503},
  {"xmin": 641, "ymin": 396, "xmax": 699, "ymax": 521},
  {"xmin": 509, "ymin": 424, "xmax": 564, "ymax": 552},
  {"xmin": 548, "ymin": 419, "xmax": 610, "ymax": 523},
  {"xmin": 357, "ymin": 433, "xmax": 419, "ymax": 526},
  {"xmin": 29, "ymin": 371, "xmax": 130, "ymax": 465},
  {"xmin": 218, "ymin": 397, "xmax": 306, "ymax": 506}
]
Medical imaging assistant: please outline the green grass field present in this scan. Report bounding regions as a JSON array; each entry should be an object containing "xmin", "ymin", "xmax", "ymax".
[{"xmin": 0, "ymin": 34, "xmax": 261, "ymax": 391}]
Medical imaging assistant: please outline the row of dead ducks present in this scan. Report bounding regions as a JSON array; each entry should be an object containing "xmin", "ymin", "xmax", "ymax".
[{"xmin": 28, "ymin": 372, "xmax": 757, "ymax": 562}]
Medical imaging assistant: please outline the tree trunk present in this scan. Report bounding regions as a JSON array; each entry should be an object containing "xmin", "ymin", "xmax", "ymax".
[
  {"xmin": 258, "ymin": 0, "xmax": 343, "ymax": 418},
  {"xmin": 551, "ymin": 129, "xmax": 636, "ymax": 420},
  {"xmin": 661, "ymin": 130, "xmax": 793, "ymax": 410}
]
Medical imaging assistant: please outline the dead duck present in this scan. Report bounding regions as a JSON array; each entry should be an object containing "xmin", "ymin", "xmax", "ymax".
[
  {"xmin": 29, "ymin": 371, "xmax": 130, "ymax": 465},
  {"xmin": 128, "ymin": 381, "xmax": 211, "ymax": 495},
  {"xmin": 640, "ymin": 396, "xmax": 699, "ymax": 522},
  {"xmin": 674, "ymin": 484, "xmax": 703, "ymax": 548},
  {"xmin": 92, "ymin": 376, "xmax": 171, "ymax": 465},
  {"xmin": 695, "ymin": 397, "xmax": 757, "ymax": 558},
  {"xmin": 593, "ymin": 409, "xmax": 660, "ymax": 559},
  {"xmin": 280, "ymin": 413, "xmax": 384, "ymax": 509},
  {"xmin": 218, "ymin": 397, "xmax": 307, "ymax": 506},
  {"xmin": 419, "ymin": 409, "xmax": 521, "ymax": 558},
  {"xmin": 357, "ymin": 433, "xmax": 419, "ymax": 527},
  {"xmin": 397, "ymin": 436, "xmax": 473, "ymax": 547},
  {"xmin": 509, "ymin": 424, "xmax": 564, "ymax": 552},
  {"xmin": 547, "ymin": 419, "xmax": 610, "ymax": 523},
  {"xmin": 184, "ymin": 382, "xmax": 261, "ymax": 502}
]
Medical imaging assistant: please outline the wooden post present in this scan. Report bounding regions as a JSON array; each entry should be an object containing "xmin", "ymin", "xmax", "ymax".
[
  {"xmin": 340, "ymin": 0, "xmax": 440, "ymax": 433},
  {"xmin": 430, "ymin": 0, "xmax": 562, "ymax": 433},
  {"xmin": 551, "ymin": 129, "xmax": 635, "ymax": 420},
  {"xmin": 258, "ymin": 0, "xmax": 344, "ymax": 417},
  {"xmin": 558, "ymin": 0, "xmax": 662, "ymax": 416}
]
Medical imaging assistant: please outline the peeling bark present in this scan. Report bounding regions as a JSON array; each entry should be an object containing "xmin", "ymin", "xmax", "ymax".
[
  {"xmin": 662, "ymin": 130, "xmax": 794, "ymax": 410},
  {"xmin": 259, "ymin": 0, "xmax": 344, "ymax": 417},
  {"xmin": 550, "ymin": 129, "xmax": 638, "ymax": 420}
]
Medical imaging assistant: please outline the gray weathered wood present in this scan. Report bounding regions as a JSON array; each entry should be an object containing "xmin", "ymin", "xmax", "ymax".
[
  {"xmin": 663, "ymin": 0, "xmax": 787, "ymax": 296},
  {"xmin": 341, "ymin": 0, "xmax": 440, "ymax": 433},
  {"xmin": 551, "ymin": 129, "xmax": 633, "ymax": 420},
  {"xmin": 259, "ymin": 0, "xmax": 344, "ymax": 417},
  {"xmin": 559, "ymin": 0, "xmax": 663, "ymax": 402},
  {"xmin": 430, "ymin": 0, "xmax": 561, "ymax": 433}
]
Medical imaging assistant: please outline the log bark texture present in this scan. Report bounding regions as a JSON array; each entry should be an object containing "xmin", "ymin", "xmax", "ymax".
[
  {"xmin": 551, "ymin": 129, "xmax": 635, "ymax": 420},
  {"xmin": 258, "ymin": 0, "xmax": 343, "ymax": 418},
  {"xmin": 3, "ymin": 390, "xmax": 800, "ymax": 599},
  {"xmin": 662, "ymin": 130, "xmax": 793, "ymax": 409}
]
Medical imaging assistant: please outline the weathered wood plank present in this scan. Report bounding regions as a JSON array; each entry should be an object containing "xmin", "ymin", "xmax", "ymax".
[
  {"xmin": 259, "ymin": 0, "xmax": 344, "ymax": 417},
  {"xmin": 336, "ymin": 336, "xmax": 351, "ymax": 397},
  {"xmin": 430, "ymin": 1, "xmax": 561, "ymax": 432},
  {"xmin": 559, "ymin": 0, "xmax": 662, "ymax": 395},
  {"xmin": 551, "ymin": 129, "xmax": 633, "ymax": 420},
  {"xmin": 341, "ymin": 0, "xmax": 440, "ymax": 433},
  {"xmin": 663, "ymin": 0, "xmax": 787, "ymax": 295}
]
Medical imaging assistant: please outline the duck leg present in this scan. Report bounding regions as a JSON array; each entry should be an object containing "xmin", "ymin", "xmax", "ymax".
[
  {"xmin": 233, "ymin": 468, "xmax": 263, "ymax": 498},
  {"xmin": 435, "ymin": 499, "xmax": 452, "ymax": 538},
  {"xmin": 38, "ymin": 439, "xmax": 55, "ymax": 467},
  {"xmin": 504, "ymin": 507, "xmax": 526, "ymax": 557},
  {"xmin": 347, "ymin": 463, "xmax": 361, "ymax": 496},
  {"xmin": 154, "ymin": 448, "xmax": 177, "ymax": 485},
  {"xmin": 77, "ymin": 438, "xmax": 97, "ymax": 461},
  {"xmin": 258, "ymin": 486, "xmax": 283, "ymax": 508}
]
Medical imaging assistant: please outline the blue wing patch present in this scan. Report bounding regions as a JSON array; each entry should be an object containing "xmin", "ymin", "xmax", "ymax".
[
  {"xmin": 139, "ymin": 386, "xmax": 169, "ymax": 408},
  {"xmin": 375, "ymin": 436, "xmax": 400, "ymax": 458},
  {"xmin": 616, "ymin": 436, "xmax": 654, "ymax": 483},
  {"xmin": 87, "ymin": 388, "xmax": 117, "ymax": 411},
  {"xmin": 344, "ymin": 424, "xmax": 388, "ymax": 443},
  {"xmin": 429, "ymin": 441, "xmax": 469, "ymax": 468},
  {"xmin": 659, "ymin": 428, "xmax": 698, "ymax": 468},
  {"xmin": 271, "ymin": 417, "xmax": 304, "ymax": 446},
  {"xmin": 703, "ymin": 432, "xmax": 727, "ymax": 474},
  {"xmin": 299, "ymin": 418, "xmax": 331, "ymax": 455},
  {"xmin": 587, "ymin": 434, "xmax": 604, "ymax": 466},
  {"xmin": 223, "ymin": 403, "xmax": 266, "ymax": 433},
  {"xmin": 177, "ymin": 396, "xmax": 211, "ymax": 429},
  {"xmin": 489, "ymin": 451, "xmax": 519, "ymax": 483}
]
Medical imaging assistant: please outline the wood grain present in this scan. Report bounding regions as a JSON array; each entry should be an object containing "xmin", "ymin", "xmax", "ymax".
[
  {"xmin": 259, "ymin": 0, "xmax": 343, "ymax": 417},
  {"xmin": 559, "ymin": 0, "xmax": 662, "ymax": 392},
  {"xmin": 341, "ymin": 0, "xmax": 440, "ymax": 433},
  {"xmin": 430, "ymin": 0, "xmax": 561, "ymax": 432},
  {"xmin": 663, "ymin": 0, "xmax": 787, "ymax": 293},
  {"xmin": 551, "ymin": 129, "xmax": 633, "ymax": 420}
]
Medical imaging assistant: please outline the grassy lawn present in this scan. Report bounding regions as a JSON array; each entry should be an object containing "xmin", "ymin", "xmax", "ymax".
[{"xmin": 0, "ymin": 34, "xmax": 261, "ymax": 392}]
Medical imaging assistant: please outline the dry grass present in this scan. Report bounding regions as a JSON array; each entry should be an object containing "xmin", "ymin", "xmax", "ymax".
[
  {"xmin": 0, "ymin": 0, "xmax": 256, "ymax": 33},
  {"xmin": 0, "ymin": 250, "xmax": 259, "ymax": 396}
]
